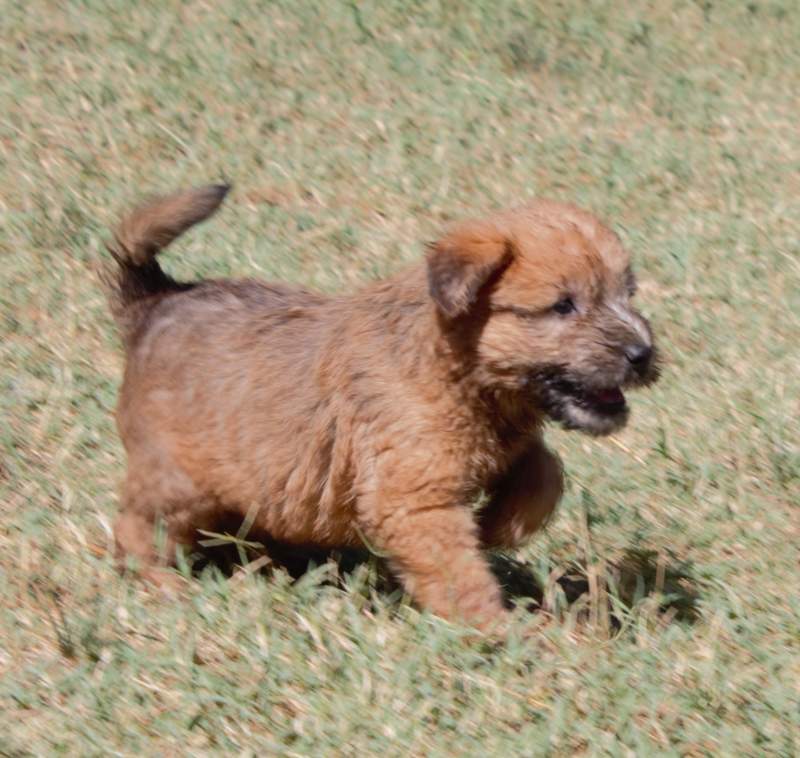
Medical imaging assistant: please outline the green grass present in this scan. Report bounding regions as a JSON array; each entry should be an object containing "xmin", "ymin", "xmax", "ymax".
[{"xmin": 2, "ymin": 0, "xmax": 799, "ymax": 754}]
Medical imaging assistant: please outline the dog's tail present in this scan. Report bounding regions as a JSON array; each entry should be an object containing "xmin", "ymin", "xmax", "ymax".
[{"xmin": 106, "ymin": 184, "xmax": 229, "ymax": 338}]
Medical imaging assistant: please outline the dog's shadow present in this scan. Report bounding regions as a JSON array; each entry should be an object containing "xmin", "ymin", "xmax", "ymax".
[
  {"xmin": 490, "ymin": 549, "xmax": 700, "ymax": 623},
  {"xmin": 193, "ymin": 536, "xmax": 700, "ymax": 625}
]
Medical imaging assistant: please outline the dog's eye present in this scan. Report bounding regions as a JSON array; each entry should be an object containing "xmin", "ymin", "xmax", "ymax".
[{"xmin": 552, "ymin": 297, "xmax": 575, "ymax": 315}]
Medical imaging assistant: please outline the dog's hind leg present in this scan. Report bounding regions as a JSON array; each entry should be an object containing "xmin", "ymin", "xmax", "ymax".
[
  {"xmin": 114, "ymin": 452, "xmax": 216, "ymax": 589},
  {"xmin": 114, "ymin": 510, "xmax": 188, "ymax": 590},
  {"xmin": 478, "ymin": 441, "xmax": 563, "ymax": 549}
]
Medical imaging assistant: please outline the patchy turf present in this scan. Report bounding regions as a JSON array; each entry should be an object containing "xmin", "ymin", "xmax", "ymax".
[{"xmin": 1, "ymin": 0, "xmax": 798, "ymax": 754}]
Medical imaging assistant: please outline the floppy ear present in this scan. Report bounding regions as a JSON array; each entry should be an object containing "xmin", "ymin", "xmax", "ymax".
[{"xmin": 426, "ymin": 218, "xmax": 514, "ymax": 318}]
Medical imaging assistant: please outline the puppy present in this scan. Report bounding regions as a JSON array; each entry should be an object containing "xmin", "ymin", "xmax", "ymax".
[{"xmin": 108, "ymin": 186, "xmax": 658, "ymax": 630}]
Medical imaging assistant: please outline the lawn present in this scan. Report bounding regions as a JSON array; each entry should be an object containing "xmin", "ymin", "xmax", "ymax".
[{"xmin": 1, "ymin": 0, "xmax": 798, "ymax": 754}]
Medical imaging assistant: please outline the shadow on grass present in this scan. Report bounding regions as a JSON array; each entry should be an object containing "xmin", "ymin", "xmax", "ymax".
[
  {"xmin": 490, "ymin": 548, "xmax": 700, "ymax": 624},
  {"xmin": 192, "ymin": 536, "xmax": 700, "ymax": 625}
]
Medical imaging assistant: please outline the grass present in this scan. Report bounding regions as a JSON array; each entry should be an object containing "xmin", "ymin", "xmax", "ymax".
[{"xmin": 1, "ymin": 0, "xmax": 799, "ymax": 754}]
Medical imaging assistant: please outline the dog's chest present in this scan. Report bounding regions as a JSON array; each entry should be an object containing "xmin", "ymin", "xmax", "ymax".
[{"xmin": 461, "ymin": 419, "xmax": 535, "ymax": 491}]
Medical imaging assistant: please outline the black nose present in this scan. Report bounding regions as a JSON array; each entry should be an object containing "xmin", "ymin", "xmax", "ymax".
[{"xmin": 624, "ymin": 343, "xmax": 652, "ymax": 367}]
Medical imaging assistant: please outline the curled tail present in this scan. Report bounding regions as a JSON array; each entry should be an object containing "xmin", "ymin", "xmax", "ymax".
[{"xmin": 106, "ymin": 184, "xmax": 229, "ymax": 339}]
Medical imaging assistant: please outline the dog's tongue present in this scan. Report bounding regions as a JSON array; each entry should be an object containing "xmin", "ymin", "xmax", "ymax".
[{"xmin": 591, "ymin": 387, "xmax": 625, "ymax": 406}]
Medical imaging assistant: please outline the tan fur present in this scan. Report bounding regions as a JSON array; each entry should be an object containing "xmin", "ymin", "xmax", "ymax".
[{"xmin": 108, "ymin": 187, "xmax": 658, "ymax": 631}]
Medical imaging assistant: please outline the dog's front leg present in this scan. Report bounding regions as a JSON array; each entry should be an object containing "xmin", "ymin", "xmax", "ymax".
[
  {"xmin": 478, "ymin": 442, "xmax": 564, "ymax": 549},
  {"xmin": 359, "ymin": 466, "xmax": 508, "ymax": 631}
]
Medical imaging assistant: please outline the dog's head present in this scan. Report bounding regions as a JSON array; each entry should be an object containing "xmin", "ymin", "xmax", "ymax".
[{"xmin": 427, "ymin": 200, "xmax": 659, "ymax": 435}]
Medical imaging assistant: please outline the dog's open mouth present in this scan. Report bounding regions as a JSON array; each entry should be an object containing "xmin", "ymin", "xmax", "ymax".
[
  {"xmin": 531, "ymin": 373, "xmax": 631, "ymax": 435},
  {"xmin": 581, "ymin": 385, "xmax": 626, "ymax": 412},
  {"xmin": 551, "ymin": 378, "xmax": 627, "ymax": 414}
]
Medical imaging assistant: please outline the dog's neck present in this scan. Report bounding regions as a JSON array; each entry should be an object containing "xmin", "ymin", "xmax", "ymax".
[{"xmin": 362, "ymin": 266, "xmax": 545, "ymax": 467}]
